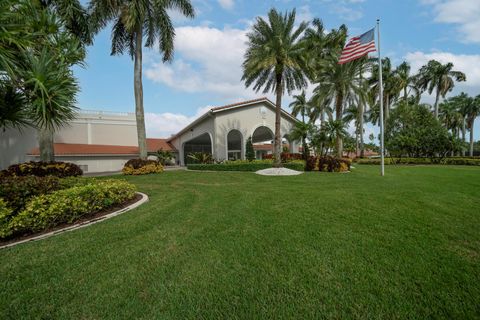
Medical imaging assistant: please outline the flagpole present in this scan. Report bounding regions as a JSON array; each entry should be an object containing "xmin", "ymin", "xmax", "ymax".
[{"xmin": 377, "ymin": 19, "xmax": 385, "ymax": 176}]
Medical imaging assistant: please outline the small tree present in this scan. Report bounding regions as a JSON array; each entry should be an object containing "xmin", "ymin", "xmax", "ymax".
[{"xmin": 245, "ymin": 136, "xmax": 255, "ymax": 161}]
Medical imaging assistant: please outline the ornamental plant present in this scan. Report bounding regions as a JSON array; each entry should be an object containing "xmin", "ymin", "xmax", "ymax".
[
  {"xmin": 122, "ymin": 159, "xmax": 164, "ymax": 175},
  {"xmin": 0, "ymin": 161, "xmax": 83, "ymax": 178},
  {"xmin": 245, "ymin": 136, "xmax": 255, "ymax": 161}
]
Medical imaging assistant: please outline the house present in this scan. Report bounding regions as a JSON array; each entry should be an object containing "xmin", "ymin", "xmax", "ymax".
[
  {"xmin": 168, "ymin": 97, "xmax": 299, "ymax": 165},
  {"xmin": 0, "ymin": 97, "xmax": 299, "ymax": 172}
]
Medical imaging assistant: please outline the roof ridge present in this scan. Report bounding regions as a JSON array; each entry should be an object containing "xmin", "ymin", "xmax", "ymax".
[{"xmin": 210, "ymin": 97, "xmax": 269, "ymax": 111}]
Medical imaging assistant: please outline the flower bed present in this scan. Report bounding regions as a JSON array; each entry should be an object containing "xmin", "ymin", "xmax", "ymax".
[
  {"xmin": 0, "ymin": 161, "xmax": 82, "ymax": 178},
  {"xmin": 0, "ymin": 177, "xmax": 136, "ymax": 240},
  {"xmin": 122, "ymin": 159, "xmax": 164, "ymax": 175},
  {"xmin": 188, "ymin": 160, "xmax": 305, "ymax": 172},
  {"xmin": 305, "ymin": 156, "xmax": 351, "ymax": 172},
  {"xmin": 356, "ymin": 157, "xmax": 480, "ymax": 166}
]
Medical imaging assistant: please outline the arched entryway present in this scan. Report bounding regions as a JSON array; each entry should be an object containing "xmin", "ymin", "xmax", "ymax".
[
  {"xmin": 252, "ymin": 126, "xmax": 274, "ymax": 159},
  {"xmin": 183, "ymin": 132, "xmax": 212, "ymax": 164},
  {"xmin": 227, "ymin": 130, "xmax": 243, "ymax": 160}
]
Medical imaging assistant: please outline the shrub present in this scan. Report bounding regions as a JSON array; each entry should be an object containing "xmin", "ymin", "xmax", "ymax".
[
  {"xmin": 187, "ymin": 152, "xmax": 213, "ymax": 164},
  {"xmin": 0, "ymin": 176, "xmax": 61, "ymax": 213},
  {"xmin": 245, "ymin": 136, "xmax": 255, "ymax": 161},
  {"xmin": 0, "ymin": 161, "xmax": 83, "ymax": 178},
  {"xmin": 356, "ymin": 157, "xmax": 480, "ymax": 166},
  {"xmin": 1, "ymin": 180, "xmax": 136, "ymax": 239},
  {"xmin": 305, "ymin": 156, "xmax": 351, "ymax": 172},
  {"xmin": 122, "ymin": 159, "xmax": 164, "ymax": 175},
  {"xmin": 0, "ymin": 199, "xmax": 14, "ymax": 238},
  {"xmin": 263, "ymin": 153, "xmax": 303, "ymax": 162},
  {"xmin": 187, "ymin": 160, "xmax": 305, "ymax": 172}
]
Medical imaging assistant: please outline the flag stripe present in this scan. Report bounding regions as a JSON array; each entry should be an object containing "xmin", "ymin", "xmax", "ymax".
[
  {"xmin": 339, "ymin": 43, "xmax": 376, "ymax": 61},
  {"xmin": 338, "ymin": 28, "xmax": 376, "ymax": 65}
]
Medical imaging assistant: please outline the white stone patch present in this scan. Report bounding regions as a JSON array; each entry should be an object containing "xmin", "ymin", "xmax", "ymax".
[{"xmin": 255, "ymin": 168, "xmax": 304, "ymax": 176}]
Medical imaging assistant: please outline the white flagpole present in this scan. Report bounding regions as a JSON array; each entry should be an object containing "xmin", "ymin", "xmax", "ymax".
[{"xmin": 377, "ymin": 19, "xmax": 385, "ymax": 176}]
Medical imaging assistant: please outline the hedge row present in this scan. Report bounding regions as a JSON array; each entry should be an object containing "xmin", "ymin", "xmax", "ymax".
[
  {"xmin": 356, "ymin": 157, "xmax": 480, "ymax": 166},
  {"xmin": 0, "ymin": 179, "xmax": 136, "ymax": 239},
  {"xmin": 306, "ymin": 156, "xmax": 351, "ymax": 172},
  {"xmin": 188, "ymin": 160, "xmax": 305, "ymax": 172},
  {"xmin": 0, "ymin": 161, "xmax": 82, "ymax": 178}
]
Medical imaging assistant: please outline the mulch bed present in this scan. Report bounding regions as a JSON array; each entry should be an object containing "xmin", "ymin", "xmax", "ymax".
[{"xmin": 0, "ymin": 193, "xmax": 142, "ymax": 247}]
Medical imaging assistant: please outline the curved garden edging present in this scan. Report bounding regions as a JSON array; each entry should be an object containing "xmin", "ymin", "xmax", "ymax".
[{"xmin": 0, "ymin": 192, "xmax": 149, "ymax": 250}]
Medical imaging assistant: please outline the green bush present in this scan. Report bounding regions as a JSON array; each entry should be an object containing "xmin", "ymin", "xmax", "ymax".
[
  {"xmin": 0, "ymin": 176, "xmax": 61, "ymax": 213},
  {"xmin": 356, "ymin": 157, "xmax": 480, "ymax": 166},
  {"xmin": 0, "ymin": 199, "xmax": 14, "ymax": 238},
  {"xmin": 1, "ymin": 180, "xmax": 136, "ymax": 239},
  {"xmin": 122, "ymin": 159, "xmax": 163, "ymax": 175},
  {"xmin": 305, "ymin": 156, "xmax": 351, "ymax": 172},
  {"xmin": 188, "ymin": 160, "xmax": 305, "ymax": 172},
  {"xmin": 0, "ymin": 161, "xmax": 83, "ymax": 178}
]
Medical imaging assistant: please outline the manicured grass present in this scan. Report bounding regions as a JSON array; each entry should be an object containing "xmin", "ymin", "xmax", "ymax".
[{"xmin": 1, "ymin": 166, "xmax": 479, "ymax": 319}]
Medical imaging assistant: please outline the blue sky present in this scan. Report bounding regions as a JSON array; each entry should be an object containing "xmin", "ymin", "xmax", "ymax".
[{"xmin": 75, "ymin": 0, "xmax": 480, "ymax": 139}]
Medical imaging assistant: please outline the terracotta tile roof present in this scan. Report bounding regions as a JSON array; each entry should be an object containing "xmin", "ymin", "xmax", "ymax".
[
  {"xmin": 28, "ymin": 139, "xmax": 176, "ymax": 156},
  {"xmin": 146, "ymin": 138, "xmax": 176, "ymax": 152}
]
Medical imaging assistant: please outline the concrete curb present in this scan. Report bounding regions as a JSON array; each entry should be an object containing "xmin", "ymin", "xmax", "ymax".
[{"xmin": 0, "ymin": 192, "xmax": 149, "ymax": 250}]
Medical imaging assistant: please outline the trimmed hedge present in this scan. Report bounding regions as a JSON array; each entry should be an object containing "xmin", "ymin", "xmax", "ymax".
[
  {"xmin": 188, "ymin": 160, "xmax": 305, "ymax": 172},
  {"xmin": 262, "ymin": 153, "xmax": 304, "ymax": 161},
  {"xmin": 0, "ymin": 179, "xmax": 136, "ymax": 239},
  {"xmin": 122, "ymin": 159, "xmax": 164, "ymax": 175},
  {"xmin": 356, "ymin": 157, "xmax": 480, "ymax": 166},
  {"xmin": 306, "ymin": 156, "xmax": 351, "ymax": 172},
  {"xmin": 0, "ymin": 161, "xmax": 83, "ymax": 178}
]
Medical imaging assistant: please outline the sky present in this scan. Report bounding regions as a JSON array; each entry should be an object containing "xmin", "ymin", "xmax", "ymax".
[{"xmin": 75, "ymin": 0, "xmax": 480, "ymax": 140}]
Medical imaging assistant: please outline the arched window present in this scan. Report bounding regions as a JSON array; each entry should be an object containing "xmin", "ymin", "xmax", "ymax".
[
  {"xmin": 227, "ymin": 130, "xmax": 242, "ymax": 160},
  {"xmin": 251, "ymin": 126, "xmax": 274, "ymax": 160}
]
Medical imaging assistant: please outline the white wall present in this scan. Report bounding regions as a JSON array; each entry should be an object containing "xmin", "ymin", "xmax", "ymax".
[
  {"xmin": 214, "ymin": 102, "xmax": 298, "ymax": 161},
  {"xmin": 170, "ymin": 116, "xmax": 215, "ymax": 165}
]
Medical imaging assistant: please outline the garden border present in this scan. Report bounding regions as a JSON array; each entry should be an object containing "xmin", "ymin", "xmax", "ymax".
[{"xmin": 0, "ymin": 192, "xmax": 149, "ymax": 250}]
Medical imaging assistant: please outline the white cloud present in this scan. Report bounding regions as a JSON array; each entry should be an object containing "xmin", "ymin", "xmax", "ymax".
[
  {"xmin": 421, "ymin": 0, "xmax": 480, "ymax": 44},
  {"xmin": 405, "ymin": 51, "xmax": 480, "ymax": 102},
  {"xmin": 145, "ymin": 106, "xmax": 212, "ymax": 138},
  {"xmin": 217, "ymin": 0, "xmax": 234, "ymax": 10},
  {"xmin": 145, "ymin": 25, "xmax": 261, "ymax": 99}
]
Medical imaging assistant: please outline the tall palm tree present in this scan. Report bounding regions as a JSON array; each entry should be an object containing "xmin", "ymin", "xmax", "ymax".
[
  {"xmin": 242, "ymin": 9, "xmax": 309, "ymax": 167},
  {"xmin": 416, "ymin": 60, "xmax": 466, "ymax": 118},
  {"xmin": 343, "ymin": 103, "xmax": 368, "ymax": 156},
  {"xmin": 466, "ymin": 95, "xmax": 480, "ymax": 156},
  {"xmin": 369, "ymin": 57, "xmax": 401, "ymax": 121},
  {"xmin": 322, "ymin": 119, "xmax": 349, "ymax": 155},
  {"xmin": 450, "ymin": 92, "xmax": 471, "ymax": 155},
  {"xmin": 312, "ymin": 56, "xmax": 363, "ymax": 157},
  {"xmin": 89, "ymin": 0, "xmax": 195, "ymax": 159},
  {"xmin": 394, "ymin": 61, "xmax": 418, "ymax": 104}
]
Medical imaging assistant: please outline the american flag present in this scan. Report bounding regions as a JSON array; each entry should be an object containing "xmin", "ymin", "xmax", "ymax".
[{"xmin": 338, "ymin": 28, "xmax": 376, "ymax": 64}]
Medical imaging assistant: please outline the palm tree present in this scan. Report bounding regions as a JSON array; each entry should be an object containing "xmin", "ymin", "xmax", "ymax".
[
  {"xmin": 450, "ymin": 92, "xmax": 471, "ymax": 155},
  {"xmin": 312, "ymin": 56, "xmax": 364, "ymax": 157},
  {"xmin": 439, "ymin": 99, "xmax": 463, "ymax": 156},
  {"xmin": 242, "ymin": 9, "xmax": 309, "ymax": 167},
  {"xmin": 89, "ymin": 0, "xmax": 195, "ymax": 159},
  {"xmin": 416, "ymin": 60, "xmax": 466, "ymax": 118},
  {"xmin": 322, "ymin": 119, "xmax": 349, "ymax": 156},
  {"xmin": 466, "ymin": 95, "xmax": 480, "ymax": 156},
  {"xmin": 343, "ymin": 103, "xmax": 368, "ymax": 156},
  {"xmin": 290, "ymin": 90, "xmax": 309, "ymax": 124},
  {"xmin": 370, "ymin": 57, "xmax": 402, "ymax": 122},
  {"xmin": 394, "ymin": 61, "xmax": 418, "ymax": 104}
]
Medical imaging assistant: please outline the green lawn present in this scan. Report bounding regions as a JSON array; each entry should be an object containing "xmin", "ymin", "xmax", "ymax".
[{"xmin": 1, "ymin": 166, "xmax": 479, "ymax": 319}]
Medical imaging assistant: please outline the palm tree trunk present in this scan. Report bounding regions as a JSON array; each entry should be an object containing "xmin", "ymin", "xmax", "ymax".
[
  {"xmin": 359, "ymin": 101, "xmax": 365, "ymax": 158},
  {"xmin": 404, "ymin": 87, "xmax": 407, "ymax": 103},
  {"xmin": 462, "ymin": 117, "xmax": 466, "ymax": 156},
  {"xmin": 319, "ymin": 110, "xmax": 325, "ymax": 156},
  {"xmin": 274, "ymin": 73, "xmax": 283, "ymax": 168},
  {"xmin": 335, "ymin": 93, "xmax": 343, "ymax": 158},
  {"xmin": 39, "ymin": 127, "xmax": 54, "ymax": 162},
  {"xmin": 433, "ymin": 87, "xmax": 440, "ymax": 119},
  {"xmin": 134, "ymin": 24, "xmax": 148, "ymax": 160},
  {"xmin": 470, "ymin": 120, "xmax": 474, "ymax": 157},
  {"xmin": 384, "ymin": 95, "xmax": 390, "ymax": 121}
]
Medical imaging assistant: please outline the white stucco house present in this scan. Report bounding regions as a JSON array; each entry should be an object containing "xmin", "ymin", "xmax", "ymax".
[
  {"xmin": 169, "ymin": 97, "xmax": 299, "ymax": 165},
  {"xmin": 0, "ymin": 97, "xmax": 299, "ymax": 172}
]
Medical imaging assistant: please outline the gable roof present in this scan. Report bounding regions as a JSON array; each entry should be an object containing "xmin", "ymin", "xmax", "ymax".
[
  {"xmin": 28, "ymin": 139, "xmax": 176, "ymax": 157},
  {"xmin": 168, "ymin": 97, "xmax": 298, "ymax": 142}
]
